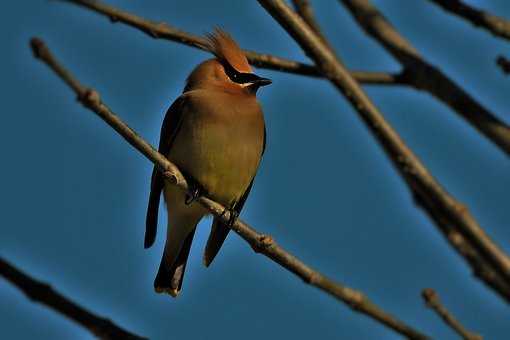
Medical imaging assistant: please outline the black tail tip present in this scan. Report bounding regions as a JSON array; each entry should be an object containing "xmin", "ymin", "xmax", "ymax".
[
  {"xmin": 154, "ymin": 285, "xmax": 179, "ymax": 298},
  {"xmin": 203, "ymin": 254, "xmax": 213, "ymax": 268},
  {"xmin": 144, "ymin": 236, "xmax": 155, "ymax": 249},
  {"xmin": 154, "ymin": 278, "xmax": 179, "ymax": 298}
]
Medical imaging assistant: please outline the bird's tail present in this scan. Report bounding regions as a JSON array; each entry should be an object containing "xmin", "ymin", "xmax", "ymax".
[
  {"xmin": 154, "ymin": 225, "xmax": 197, "ymax": 297},
  {"xmin": 203, "ymin": 217, "xmax": 230, "ymax": 267}
]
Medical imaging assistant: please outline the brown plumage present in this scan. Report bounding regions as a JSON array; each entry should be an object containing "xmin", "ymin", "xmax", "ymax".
[
  {"xmin": 204, "ymin": 29, "xmax": 252, "ymax": 73},
  {"xmin": 145, "ymin": 29, "xmax": 271, "ymax": 297}
]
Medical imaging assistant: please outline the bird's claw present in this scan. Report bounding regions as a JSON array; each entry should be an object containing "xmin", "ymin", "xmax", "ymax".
[
  {"xmin": 220, "ymin": 206, "xmax": 239, "ymax": 227},
  {"xmin": 228, "ymin": 210, "xmax": 239, "ymax": 227},
  {"xmin": 185, "ymin": 187, "xmax": 201, "ymax": 205}
]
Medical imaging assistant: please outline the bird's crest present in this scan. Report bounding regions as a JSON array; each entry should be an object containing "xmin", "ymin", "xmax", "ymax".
[{"xmin": 204, "ymin": 28, "xmax": 252, "ymax": 73}]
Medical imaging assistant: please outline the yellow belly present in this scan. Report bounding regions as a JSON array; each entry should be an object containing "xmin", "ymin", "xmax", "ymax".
[{"xmin": 166, "ymin": 90, "xmax": 265, "ymax": 207}]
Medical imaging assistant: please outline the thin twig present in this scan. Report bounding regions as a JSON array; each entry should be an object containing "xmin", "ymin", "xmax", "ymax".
[
  {"xmin": 340, "ymin": 0, "xmax": 510, "ymax": 156},
  {"xmin": 422, "ymin": 289, "xmax": 483, "ymax": 340},
  {"xmin": 55, "ymin": 0, "xmax": 402, "ymax": 85},
  {"xmin": 428, "ymin": 0, "xmax": 510, "ymax": 42},
  {"xmin": 30, "ymin": 37, "xmax": 430, "ymax": 340},
  {"xmin": 0, "ymin": 257, "xmax": 146, "ymax": 340},
  {"xmin": 418, "ymin": 197, "xmax": 510, "ymax": 303},
  {"xmin": 291, "ymin": 0, "xmax": 333, "ymax": 50},
  {"xmin": 257, "ymin": 0, "xmax": 510, "ymax": 302}
]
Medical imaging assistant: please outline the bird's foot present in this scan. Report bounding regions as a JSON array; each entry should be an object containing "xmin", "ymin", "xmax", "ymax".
[
  {"xmin": 185, "ymin": 186, "xmax": 201, "ymax": 205},
  {"xmin": 220, "ymin": 205, "xmax": 239, "ymax": 227}
]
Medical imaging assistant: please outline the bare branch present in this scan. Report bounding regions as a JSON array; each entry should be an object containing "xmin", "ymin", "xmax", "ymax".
[
  {"xmin": 55, "ymin": 0, "xmax": 401, "ymax": 84},
  {"xmin": 422, "ymin": 289, "xmax": 483, "ymax": 340},
  {"xmin": 428, "ymin": 0, "xmax": 510, "ymax": 42},
  {"xmin": 351, "ymin": 70, "xmax": 407, "ymax": 84},
  {"xmin": 0, "ymin": 257, "xmax": 146, "ymax": 340},
  {"xmin": 257, "ymin": 0, "xmax": 510, "ymax": 301},
  {"xmin": 340, "ymin": 0, "xmax": 510, "ymax": 156},
  {"xmin": 30, "ymin": 37, "xmax": 430, "ymax": 340},
  {"xmin": 418, "ymin": 195, "xmax": 510, "ymax": 302},
  {"xmin": 291, "ymin": 0, "xmax": 333, "ymax": 50},
  {"xmin": 337, "ymin": 0, "xmax": 510, "ymax": 295}
]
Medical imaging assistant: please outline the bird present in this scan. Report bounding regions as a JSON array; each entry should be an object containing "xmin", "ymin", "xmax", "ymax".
[{"xmin": 144, "ymin": 29, "xmax": 271, "ymax": 297}]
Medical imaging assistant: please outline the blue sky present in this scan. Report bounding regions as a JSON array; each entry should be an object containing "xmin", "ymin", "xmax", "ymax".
[{"xmin": 1, "ymin": 1, "xmax": 509, "ymax": 339}]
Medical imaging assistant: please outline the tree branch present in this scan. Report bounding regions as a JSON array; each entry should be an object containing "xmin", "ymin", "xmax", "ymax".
[
  {"xmin": 337, "ymin": 0, "xmax": 510, "ymax": 298},
  {"xmin": 30, "ymin": 37, "xmax": 429, "ymax": 340},
  {"xmin": 428, "ymin": 0, "xmax": 510, "ymax": 42},
  {"xmin": 340, "ymin": 0, "xmax": 510, "ymax": 156},
  {"xmin": 291, "ymin": 0, "xmax": 333, "ymax": 50},
  {"xmin": 416, "ymin": 193, "xmax": 510, "ymax": 303},
  {"xmin": 257, "ymin": 0, "xmax": 510, "ymax": 302},
  {"xmin": 0, "ymin": 257, "xmax": 146, "ymax": 340},
  {"xmin": 422, "ymin": 288, "xmax": 483, "ymax": 340},
  {"xmin": 55, "ymin": 0, "xmax": 401, "ymax": 85}
]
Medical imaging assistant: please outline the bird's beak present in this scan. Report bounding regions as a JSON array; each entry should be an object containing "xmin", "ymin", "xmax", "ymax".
[
  {"xmin": 252, "ymin": 75, "xmax": 272, "ymax": 87},
  {"xmin": 242, "ymin": 73, "xmax": 272, "ymax": 93}
]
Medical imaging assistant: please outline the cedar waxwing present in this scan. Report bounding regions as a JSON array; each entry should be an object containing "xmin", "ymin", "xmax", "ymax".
[{"xmin": 145, "ymin": 29, "xmax": 270, "ymax": 297}]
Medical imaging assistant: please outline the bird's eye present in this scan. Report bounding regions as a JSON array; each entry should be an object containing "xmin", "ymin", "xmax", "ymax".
[{"xmin": 223, "ymin": 63, "xmax": 243, "ymax": 83}]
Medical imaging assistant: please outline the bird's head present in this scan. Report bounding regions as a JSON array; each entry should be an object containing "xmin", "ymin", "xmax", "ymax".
[{"xmin": 184, "ymin": 29, "xmax": 271, "ymax": 94}]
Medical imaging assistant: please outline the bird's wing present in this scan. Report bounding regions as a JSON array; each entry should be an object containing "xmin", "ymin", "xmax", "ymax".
[
  {"xmin": 144, "ymin": 96, "xmax": 187, "ymax": 249},
  {"xmin": 203, "ymin": 127, "xmax": 266, "ymax": 267}
]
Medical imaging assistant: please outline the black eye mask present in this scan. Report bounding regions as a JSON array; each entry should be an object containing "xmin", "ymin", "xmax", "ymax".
[{"xmin": 223, "ymin": 62, "xmax": 272, "ymax": 86}]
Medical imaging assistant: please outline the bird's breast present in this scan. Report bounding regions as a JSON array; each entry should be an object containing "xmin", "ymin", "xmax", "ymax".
[{"xmin": 167, "ymin": 91, "xmax": 265, "ymax": 206}]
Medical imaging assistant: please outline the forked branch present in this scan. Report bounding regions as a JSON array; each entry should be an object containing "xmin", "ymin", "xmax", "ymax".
[
  {"xmin": 340, "ymin": 0, "xmax": 510, "ymax": 156},
  {"xmin": 258, "ymin": 0, "xmax": 510, "ymax": 303},
  {"xmin": 422, "ymin": 288, "xmax": 483, "ymax": 340}
]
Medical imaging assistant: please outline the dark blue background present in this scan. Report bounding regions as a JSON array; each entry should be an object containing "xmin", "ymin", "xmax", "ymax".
[{"xmin": 1, "ymin": 1, "xmax": 509, "ymax": 339}]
